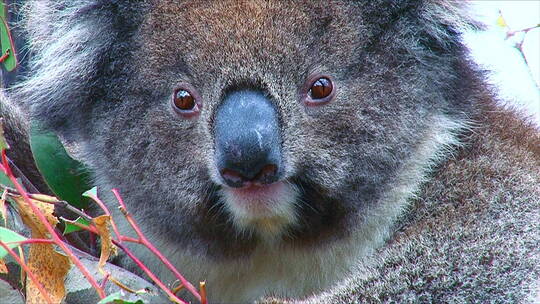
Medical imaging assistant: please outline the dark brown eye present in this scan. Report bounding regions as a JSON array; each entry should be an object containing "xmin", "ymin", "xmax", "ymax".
[
  {"xmin": 173, "ymin": 89, "xmax": 196, "ymax": 110},
  {"xmin": 309, "ymin": 77, "xmax": 333, "ymax": 100},
  {"xmin": 302, "ymin": 74, "xmax": 336, "ymax": 106},
  {"xmin": 171, "ymin": 85, "xmax": 201, "ymax": 118}
]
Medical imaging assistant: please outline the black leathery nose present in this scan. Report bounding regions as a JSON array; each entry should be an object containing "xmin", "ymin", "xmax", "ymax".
[{"xmin": 214, "ymin": 90, "xmax": 282, "ymax": 188}]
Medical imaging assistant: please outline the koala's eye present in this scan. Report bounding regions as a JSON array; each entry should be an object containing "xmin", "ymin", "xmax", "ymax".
[
  {"xmin": 302, "ymin": 74, "xmax": 336, "ymax": 106},
  {"xmin": 174, "ymin": 90, "xmax": 195, "ymax": 110},
  {"xmin": 309, "ymin": 78, "xmax": 333, "ymax": 100},
  {"xmin": 171, "ymin": 86, "xmax": 201, "ymax": 118}
]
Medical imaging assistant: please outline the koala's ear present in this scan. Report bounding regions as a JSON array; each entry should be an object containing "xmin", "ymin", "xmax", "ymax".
[
  {"xmin": 357, "ymin": 0, "xmax": 480, "ymax": 32},
  {"xmin": 422, "ymin": 0, "xmax": 483, "ymax": 31},
  {"xmin": 15, "ymin": 1, "xmax": 118, "ymax": 133},
  {"xmin": 355, "ymin": 0, "xmax": 480, "ymax": 55},
  {"xmin": 23, "ymin": 1, "xmax": 114, "ymax": 50}
]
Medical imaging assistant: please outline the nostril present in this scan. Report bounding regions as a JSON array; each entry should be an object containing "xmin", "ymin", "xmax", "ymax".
[
  {"xmin": 253, "ymin": 164, "xmax": 278, "ymax": 185},
  {"xmin": 221, "ymin": 169, "xmax": 246, "ymax": 188},
  {"xmin": 220, "ymin": 164, "xmax": 279, "ymax": 188}
]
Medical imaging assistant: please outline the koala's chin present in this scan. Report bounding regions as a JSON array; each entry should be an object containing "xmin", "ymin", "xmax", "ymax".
[{"xmin": 220, "ymin": 181, "xmax": 300, "ymax": 242}]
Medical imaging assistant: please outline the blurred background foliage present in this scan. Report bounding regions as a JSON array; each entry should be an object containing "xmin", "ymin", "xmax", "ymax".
[{"xmin": 466, "ymin": 1, "xmax": 540, "ymax": 124}]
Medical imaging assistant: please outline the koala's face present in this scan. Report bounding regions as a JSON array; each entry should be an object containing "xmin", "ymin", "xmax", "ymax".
[{"xmin": 78, "ymin": 0, "xmax": 451, "ymax": 257}]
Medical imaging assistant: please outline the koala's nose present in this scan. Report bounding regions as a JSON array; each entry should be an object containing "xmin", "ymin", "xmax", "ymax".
[{"xmin": 214, "ymin": 90, "xmax": 282, "ymax": 188}]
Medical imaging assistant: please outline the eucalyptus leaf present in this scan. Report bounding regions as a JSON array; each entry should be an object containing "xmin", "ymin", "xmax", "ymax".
[
  {"xmin": 30, "ymin": 123, "xmax": 92, "ymax": 209},
  {"xmin": 82, "ymin": 186, "xmax": 98, "ymax": 199},
  {"xmin": 97, "ymin": 292, "xmax": 144, "ymax": 304},
  {"xmin": 0, "ymin": 2, "xmax": 6, "ymax": 20},
  {"xmin": 0, "ymin": 170, "xmax": 14, "ymax": 188},
  {"xmin": 0, "ymin": 11, "xmax": 17, "ymax": 72},
  {"xmin": 63, "ymin": 217, "xmax": 91, "ymax": 235},
  {"xmin": 0, "ymin": 227, "xmax": 27, "ymax": 258}
]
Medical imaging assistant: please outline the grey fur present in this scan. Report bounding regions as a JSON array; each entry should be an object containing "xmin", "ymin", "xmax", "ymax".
[{"xmin": 2, "ymin": 0, "xmax": 538, "ymax": 303}]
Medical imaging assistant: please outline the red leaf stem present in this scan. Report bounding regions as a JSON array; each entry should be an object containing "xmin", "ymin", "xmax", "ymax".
[
  {"xmin": 100, "ymin": 272, "xmax": 110, "ymax": 290},
  {"xmin": 7, "ymin": 239, "xmax": 55, "ymax": 246},
  {"xmin": 120, "ymin": 236, "xmax": 141, "ymax": 243}
]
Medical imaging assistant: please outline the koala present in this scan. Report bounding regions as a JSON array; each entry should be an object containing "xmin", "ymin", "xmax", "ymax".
[{"xmin": 1, "ymin": 0, "xmax": 538, "ymax": 303}]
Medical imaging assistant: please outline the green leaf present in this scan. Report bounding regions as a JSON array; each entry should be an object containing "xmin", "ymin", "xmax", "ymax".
[
  {"xmin": 62, "ymin": 217, "xmax": 91, "ymax": 235},
  {"xmin": 30, "ymin": 123, "xmax": 92, "ymax": 209},
  {"xmin": 97, "ymin": 292, "xmax": 122, "ymax": 304},
  {"xmin": 97, "ymin": 292, "xmax": 144, "ymax": 304},
  {"xmin": 0, "ymin": 2, "xmax": 17, "ymax": 71},
  {"xmin": 82, "ymin": 187, "xmax": 98, "ymax": 199},
  {"xmin": 0, "ymin": 227, "xmax": 27, "ymax": 258},
  {"xmin": 0, "ymin": 170, "xmax": 14, "ymax": 188},
  {"xmin": 0, "ymin": 2, "xmax": 6, "ymax": 20},
  {"xmin": 0, "ymin": 17, "xmax": 17, "ymax": 72}
]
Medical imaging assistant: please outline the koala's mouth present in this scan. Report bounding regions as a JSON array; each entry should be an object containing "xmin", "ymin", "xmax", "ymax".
[
  {"xmin": 219, "ymin": 181, "xmax": 299, "ymax": 241},
  {"xmin": 197, "ymin": 174, "xmax": 348, "ymax": 251},
  {"xmin": 226, "ymin": 182, "xmax": 292, "ymax": 208}
]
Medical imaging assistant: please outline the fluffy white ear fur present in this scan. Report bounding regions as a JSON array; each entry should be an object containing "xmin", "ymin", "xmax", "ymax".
[{"xmin": 13, "ymin": 1, "xmax": 113, "ymax": 130}]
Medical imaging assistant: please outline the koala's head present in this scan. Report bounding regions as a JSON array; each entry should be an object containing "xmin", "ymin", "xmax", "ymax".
[{"xmin": 21, "ymin": 0, "xmax": 474, "ymax": 258}]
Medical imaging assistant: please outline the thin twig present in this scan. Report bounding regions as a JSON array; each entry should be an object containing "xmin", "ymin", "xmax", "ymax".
[
  {"xmin": 120, "ymin": 236, "xmax": 141, "ymax": 243},
  {"xmin": 171, "ymin": 281, "xmax": 185, "ymax": 294},
  {"xmin": 6, "ymin": 239, "xmax": 55, "ymax": 246},
  {"xmin": 99, "ymin": 273, "xmax": 110, "ymax": 290},
  {"xmin": 200, "ymin": 281, "xmax": 207, "ymax": 304}
]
